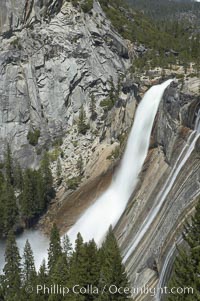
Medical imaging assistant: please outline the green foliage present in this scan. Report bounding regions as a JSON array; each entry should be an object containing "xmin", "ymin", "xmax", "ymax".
[
  {"xmin": 3, "ymin": 230, "xmax": 21, "ymax": 300},
  {"xmin": 48, "ymin": 147, "xmax": 61, "ymax": 162},
  {"xmin": 107, "ymin": 146, "xmax": 120, "ymax": 160},
  {"xmin": 98, "ymin": 226, "xmax": 130, "ymax": 300},
  {"xmin": 0, "ymin": 225, "xmax": 130, "ymax": 301},
  {"xmin": 100, "ymin": 78, "xmax": 118, "ymax": 111},
  {"xmin": 48, "ymin": 224, "xmax": 62, "ymax": 273},
  {"xmin": 71, "ymin": 0, "xmax": 79, "ymax": 7},
  {"xmin": 0, "ymin": 146, "xmax": 54, "ymax": 237},
  {"xmin": 22, "ymin": 240, "xmax": 36, "ymax": 285},
  {"xmin": 81, "ymin": 0, "xmax": 93, "ymax": 13},
  {"xmin": 5, "ymin": 144, "xmax": 14, "ymax": 185},
  {"xmin": 27, "ymin": 129, "xmax": 41, "ymax": 146},
  {"xmin": 67, "ymin": 176, "xmax": 81, "ymax": 190},
  {"xmin": 127, "ymin": 0, "xmax": 200, "ymax": 23},
  {"xmin": 40, "ymin": 152, "xmax": 54, "ymax": 199},
  {"xmin": 78, "ymin": 107, "xmax": 90, "ymax": 135},
  {"xmin": 99, "ymin": 0, "xmax": 200, "ymax": 72},
  {"xmin": 100, "ymin": 98, "xmax": 114, "ymax": 111},
  {"xmin": 13, "ymin": 162, "xmax": 23, "ymax": 190},
  {"xmin": 1, "ymin": 183, "xmax": 19, "ymax": 236}
]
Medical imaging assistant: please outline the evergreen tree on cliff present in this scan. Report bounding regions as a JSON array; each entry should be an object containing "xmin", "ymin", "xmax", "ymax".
[
  {"xmin": 48, "ymin": 224, "xmax": 62, "ymax": 274},
  {"xmin": 5, "ymin": 144, "xmax": 14, "ymax": 185},
  {"xmin": 167, "ymin": 200, "xmax": 200, "ymax": 301},
  {"xmin": 69, "ymin": 233, "xmax": 88, "ymax": 301},
  {"xmin": 37, "ymin": 260, "xmax": 48, "ymax": 301},
  {"xmin": 3, "ymin": 230, "xmax": 21, "ymax": 301},
  {"xmin": 98, "ymin": 226, "xmax": 130, "ymax": 300},
  {"xmin": 78, "ymin": 106, "xmax": 89, "ymax": 135},
  {"xmin": 40, "ymin": 152, "xmax": 54, "ymax": 200},
  {"xmin": 1, "ymin": 182, "xmax": 18, "ymax": 236},
  {"xmin": 22, "ymin": 240, "xmax": 36, "ymax": 284},
  {"xmin": 20, "ymin": 240, "xmax": 37, "ymax": 301}
]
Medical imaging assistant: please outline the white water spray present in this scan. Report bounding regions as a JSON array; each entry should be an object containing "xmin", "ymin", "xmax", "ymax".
[
  {"xmin": 67, "ymin": 79, "xmax": 173, "ymax": 245},
  {"xmin": 0, "ymin": 79, "xmax": 172, "ymax": 273},
  {"xmin": 0, "ymin": 230, "xmax": 49, "ymax": 273}
]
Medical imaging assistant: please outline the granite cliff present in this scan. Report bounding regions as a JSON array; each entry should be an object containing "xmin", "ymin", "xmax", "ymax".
[
  {"xmin": 0, "ymin": 0, "xmax": 132, "ymax": 170},
  {"xmin": 0, "ymin": 1, "xmax": 200, "ymax": 300}
]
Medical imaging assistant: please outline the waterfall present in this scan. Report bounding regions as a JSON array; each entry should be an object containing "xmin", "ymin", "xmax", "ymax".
[
  {"xmin": 0, "ymin": 79, "xmax": 173, "ymax": 273},
  {"xmin": 67, "ymin": 79, "xmax": 173, "ymax": 245},
  {"xmin": 123, "ymin": 106, "xmax": 200, "ymax": 262}
]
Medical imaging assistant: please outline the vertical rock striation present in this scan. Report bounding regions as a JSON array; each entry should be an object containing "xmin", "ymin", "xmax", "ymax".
[{"xmin": 0, "ymin": 1, "xmax": 130, "ymax": 167}]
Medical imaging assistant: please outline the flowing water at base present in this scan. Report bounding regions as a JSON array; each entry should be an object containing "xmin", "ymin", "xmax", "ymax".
[{"xmin": 67, "ymin": 79, "xmax": 173, "ymax": 245}]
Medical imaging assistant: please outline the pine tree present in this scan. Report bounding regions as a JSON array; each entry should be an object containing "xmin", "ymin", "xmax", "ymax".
[
  {"xmin": 37, "ymin": 260, "xmax": 48, "ymax": 301},
  {"xmin": 2, "ymin": 183, "xmax": 18, "ymax": 235},
  {"xmin": 3, "ymin": 230, "xmax": 21, "ymax": 301},
  {"xmin": 98, "ymin": 226, "xmax": 130, "ymax": 301},
  {"xmin": 84, "ymin": 239, "xmax": 100, "ymax": 301},
  {"xmin": 40, "ymin": 152, "xmax": 54, "ymax": 200},
  {"xmin": 69, "ymin": 233, "xmax": 88, "ymax": 301},
  {"xmin": 49, "ymin": 254, "xmax": 69, "ymax": 301},
  {"xmin": 62, "ymin": 234, "xmax": 73, "ymax": 263},
  {"xmin": 0, "ymin": 172, "xmax": 6, "ymax": 236},
  {"xmin": 78, "ymin": 106, "xmax": 89, "ymax": 135},
  {"xmin": 20, "ymin": 240, "xmax": 37, "ymax": 301},
  {"xmin": 38, "ymin": 259, "xmax": 48, "ymax": 284},
  {"xmin": 48, "ymin": 224, "xmax": 62, "ymax": 274},
  {"xmin": 0, "ymin": 195, "xmax": 4, "ymax": 236},
  {"xmin": 22, "ymin": 240, "xmax": 36, "ymax": 284},
  {"xmin": 0, "ymin": 171, "xmax": 5, "ymax": 190},
  {"xmin": 13, "ymin": 161, "xmax": 23, "ymax": 191},
  {"xmin": 20, "ymin": 169, "xmax": 36, "ymax": 226},
  {"xmin": 0, "ymin": 274, "xmax": 5, "ymax": 301},
  {"xmin": 4, "ymin": 144, "xmax": 14, "ymax": 185},
  {"xmin": 34, "ymin": 169, "xmax": 46, "ymax": 213}
]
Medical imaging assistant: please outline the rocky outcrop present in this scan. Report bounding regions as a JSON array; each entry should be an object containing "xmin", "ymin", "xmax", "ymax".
[
  {"xmin": 0, "ymin": 1, "xmax": 131, "ymax": 167},
  {"xmin": 0, "ymin": 0, "xmax": 63, "ymax": 35},
  {"xmin": 115, "ymin": 77, "xmax": 200, "ymax": 300}
]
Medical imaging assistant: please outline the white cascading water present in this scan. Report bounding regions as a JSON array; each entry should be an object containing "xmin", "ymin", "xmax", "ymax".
[
  {"xmin": 123, "ymin": 107, "xmax": 200, "ymax": 262},
  {"xmin": 0, "ymin": 79, "xmax": 172, "ymax": 273},
  {"xmin": 67, "ymin": 79, "xmax": 173, "ymax": 245}
]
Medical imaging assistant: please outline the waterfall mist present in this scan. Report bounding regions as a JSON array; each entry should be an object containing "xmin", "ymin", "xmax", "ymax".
[{"xmin": 67, "ymin": 79, "xmax": 173, "ymax": 245}]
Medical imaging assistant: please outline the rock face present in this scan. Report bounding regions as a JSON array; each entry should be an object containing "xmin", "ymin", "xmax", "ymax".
[
  {"xmin": 0, "ymin": 0, "xmax": 130, "ymax": 167},
  {"xmin": 115, "ymin": 78, "xmax": 200, "ymax": 300},
  {"xmin": 0, "ymin": 0, "xmax": 63, "ymax": 34},
  {"xmin": 1, "ymin": 1, "xmax": 200, "ymax": 299}
]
